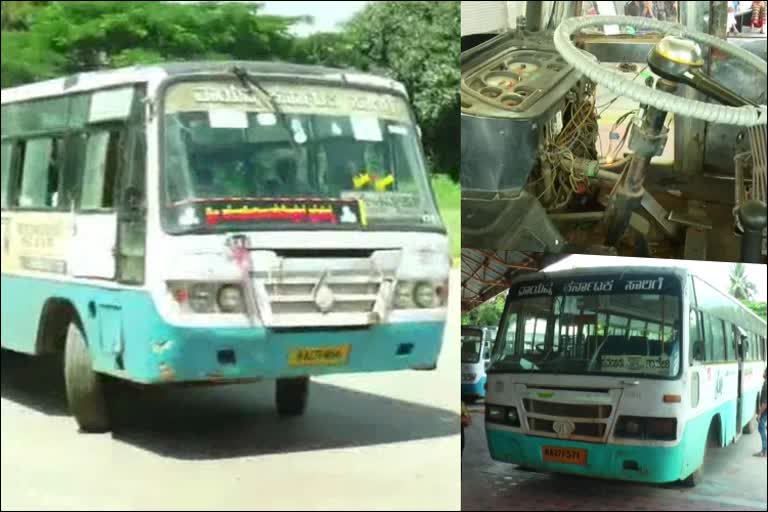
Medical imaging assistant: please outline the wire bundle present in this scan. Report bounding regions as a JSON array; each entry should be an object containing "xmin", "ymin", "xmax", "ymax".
[{"xmin": 537, "ymin": 81, "xmax": 600, "ymax": 210}]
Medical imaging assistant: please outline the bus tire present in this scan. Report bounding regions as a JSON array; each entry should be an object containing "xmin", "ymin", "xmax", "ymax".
[
  {"xmin": 683, "ymin": 422, "xmax": 718, "ymax": 487},
  {"xmin": 64, "ymin": 323, "xmax": 110, "ymax": 433},
  {"xmin": 276, "ymin": 377, "xmax": 309, "ymax": 417}
]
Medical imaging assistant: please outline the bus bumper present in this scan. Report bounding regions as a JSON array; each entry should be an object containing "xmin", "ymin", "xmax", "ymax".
[
  {"xmin": 462, "ymin": 377, "xmax": 486, "ymax": 398},
  {"xmin": 485, "ymin": 428, "xmax": 687, "ymax": 484},
  {"xmin": 130, "ymin": 320, "xmax": 447, "ymax": 384}
]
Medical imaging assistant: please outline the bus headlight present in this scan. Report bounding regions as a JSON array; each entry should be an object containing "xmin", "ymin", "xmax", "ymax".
[
  {"xmin": 168, "ymin": 281, "xmax": 246, "ymax": 314},
  {"xmin": 218, "ymin": 285, "xmax": 245, "ymax": 313},
  {"xmin": 486, "ymin": 405, "xmax": 505, "ymax": 423},
  {"xmin": 486, "ymin": 404, "xmax": 520, "ymax": 427},
  {"xmin": 394, "ymin": 280, "xmax": 448, "ymax": 309},
  {"xmin": 414, "ymin": 282, "xmax": 437, "ymax": 308},
  {"xmin": 646, "ymin": 418, "xmax": 677, "ymax": 440},
  {"xmin": 394, "ymin": 282, "xmax": 415, "ymax": 309},
  {"xmin": 615, "ymin": 416, "xmax": 677, "ymax": 440},
  {"xmin": 189, "ymin": 283, "xmax": 215, "ymax": 313}
]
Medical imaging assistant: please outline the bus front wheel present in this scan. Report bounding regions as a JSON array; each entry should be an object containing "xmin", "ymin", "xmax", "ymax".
[
  {"xmin": 276, "ymin": 377, "xmax": 309, "ymax": 417},
  {"xmin": 64, "ymin": 323, "xmax": 110, "ymax": 433},
  {"xmin": 682, "ymin": 422, "xmax": 719, "ymax": 487}
]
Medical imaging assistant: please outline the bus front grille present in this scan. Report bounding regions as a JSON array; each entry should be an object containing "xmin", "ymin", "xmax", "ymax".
[
  {"xmin": 523, "ymin": 399, "xmax": 612, "ymax": 419},
  {"xmin": 523, "ymin": 399, "xmax": 613, "ymax": 442},
  {"xmin": 527, "ymin": 418, "xmax": 607, "ymax": 439},
  {"xmin": 255, "ymin": 271, "xmax": 392, "ymax": 327}
]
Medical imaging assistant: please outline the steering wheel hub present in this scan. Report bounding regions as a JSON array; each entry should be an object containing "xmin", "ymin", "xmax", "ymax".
[{"xmin": 554, "ymin": 15, "xmax": 767, "ymax": 126}]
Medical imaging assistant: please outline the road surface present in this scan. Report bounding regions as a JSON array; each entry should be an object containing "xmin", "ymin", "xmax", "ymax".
[{"xmin": 0, "ymin": 271, "xmax": 461, "ymax": 511}]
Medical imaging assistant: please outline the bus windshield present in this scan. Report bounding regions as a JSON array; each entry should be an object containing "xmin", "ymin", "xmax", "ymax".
[
  {"xmin": 161, "ymin": 80, "xmax": 442, "ymax": 233},
  {"xmin": 461, "ymin": 329, "xmax": 483, "ymax": 363},
  {"xmin": 492, "ymin": 275, "xmax": 682, "ymax": 379}
]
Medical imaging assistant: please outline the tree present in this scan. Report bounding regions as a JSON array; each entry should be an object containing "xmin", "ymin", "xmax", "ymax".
[
  {"xmin": 462, "ymin": 293, "xmax": 506, "ymax": 326},
  {"xmin": 729, "ymin": 263, "xmax": 757, "ymax": 301},
  {"xmin": 1, "ymin": 1, "xmax": 459, "ymax": 177},
  {"xmin": 294, "ymin": 31, "xmax": 367, "ymax": 70},
  {"xmin": 744, "ymin": 301, "xmax": 767, "ymax": 321},
  {"xmin": 1, "ymin": 1, "xmax": 49, "ymax": 31},
  {"xmin": 1, "ymin": 1, "xmax": 305, "ymax": 84},
  {"xmin": 344, "ymin": 1, "xmax": 460, "ymax": 178}
]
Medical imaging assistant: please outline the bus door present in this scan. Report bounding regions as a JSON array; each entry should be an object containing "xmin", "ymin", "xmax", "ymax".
[
  {"xmin": 69, "ymin": 87, "xmax": 145, "ymax": 283},
  {"xmin": 482, "ymin": 328, "xmax": 494, "ymax": 371},
  {"xmin": 733, "ymin": 325, "xmax": 748, "ymax": 437}
]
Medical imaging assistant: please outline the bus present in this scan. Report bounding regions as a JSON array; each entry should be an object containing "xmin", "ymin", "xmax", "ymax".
[
  {"xmin": 0, "ymin": 61, "xmax": 450, "ymax": 432},
  {"xmin": 484, "ymin": 265, "xmax": 767, "ymax": 486},
  {"xmin": 462, "ymin": 325, "xmax": 496, "ymax": 401}
]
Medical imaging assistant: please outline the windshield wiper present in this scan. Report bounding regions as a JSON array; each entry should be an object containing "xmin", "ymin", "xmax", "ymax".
[{"xmin": 229, "ymin": 65, "xmax": 300, "ymax": 153}]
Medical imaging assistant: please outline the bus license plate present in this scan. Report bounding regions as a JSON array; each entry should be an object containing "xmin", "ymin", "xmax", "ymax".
[
  {"xmin": 542, "ymin": 446, "xmax": 587, "ymax": 465},
  {"xmin": 288, "ymin": 345, "xmax": 351, "ymax": 367}
]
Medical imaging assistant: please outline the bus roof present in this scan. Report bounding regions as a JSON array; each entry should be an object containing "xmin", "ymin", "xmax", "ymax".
[
  {"xmin": 1, "ymin": 60, "xmax": 408, "ymax": 105},
  {"xmin": 534, "ymin": 265, "xmax": 689, "ymax": 281},
  {"xmin": 515, "ymin": 264, "xmax": 766, "ymax": 328}
]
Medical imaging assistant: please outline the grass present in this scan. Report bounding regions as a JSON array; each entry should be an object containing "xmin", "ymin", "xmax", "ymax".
[{"xmin": 431, "ymin": 174, "xmax": 460, "ymax": 263}]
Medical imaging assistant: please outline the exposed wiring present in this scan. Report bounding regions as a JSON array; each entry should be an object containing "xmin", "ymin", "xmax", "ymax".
[{"xmin": 536, "ymin": 79, "xmax": 600, "ymax": 210}]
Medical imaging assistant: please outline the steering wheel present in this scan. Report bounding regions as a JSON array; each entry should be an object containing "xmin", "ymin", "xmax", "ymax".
[{"xmin": 554, "ymin": 16, "xmax": 767, "ymax": 127}]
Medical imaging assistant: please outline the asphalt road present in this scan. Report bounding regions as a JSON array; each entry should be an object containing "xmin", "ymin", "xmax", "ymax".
[
  {"xmin": 462, "ymin": 404, "xmax": 768, "ymax": 511},
  {"xmin": 0, "ymin": 270, "xmax": 461, "ymax": 511}
]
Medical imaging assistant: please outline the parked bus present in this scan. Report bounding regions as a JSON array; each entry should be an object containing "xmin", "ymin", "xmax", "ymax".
[
  {"xmin": 485, "ymin": 266, "xmax": 767, "ymax": 486},
  {"xmin": 0, "ymin": 61, "xmax": 450, "ymax": 432},
  {"xmin": 462, "ymin": 325, "xmax": 496, "ymax": 401}
]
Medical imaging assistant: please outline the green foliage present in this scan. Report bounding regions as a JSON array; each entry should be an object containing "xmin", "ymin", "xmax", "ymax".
[
  {"xmin": 743, "ymin": 301, "xmax": 767, "ymax": 321},
  {"xmin": 431, "ymin": 174, "xmax": 460, "ymax": 259},
  {"xmin": 462, "ymin": 293, "xmax": 507, "ymax": 327},
  {"xmin": 729, "ymin": 263, "xmax": 757, "ymax": 301},
  {"xmin": 293, "ymin": 31, "xmax": 366, "ymax": 70},
  {"xmin": 1, "ymin": 1, "xmax": 459, "ymax": 175},
  {"xmin": 1, "ymin": 29, "xmax": 63, "ymax": 87},
  {"xmin": 7, "ymin": 1, "xmax": 301, "ymax": 73},
  {"xmin": 344, "ymin": 1, "xmax": 460, "ymax": 179}
]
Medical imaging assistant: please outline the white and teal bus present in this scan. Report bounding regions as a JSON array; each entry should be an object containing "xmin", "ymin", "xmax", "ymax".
[
  {"xmin": 461, "ymin": 325, "xmax": 496, "ymax": 401},
  {"xmin": 0, "ymin": 61, "xmax": 450, "ymax": 432},
  {"xmin": 485, "ymin": 266, "xmax": 766, "ymax": 486}
]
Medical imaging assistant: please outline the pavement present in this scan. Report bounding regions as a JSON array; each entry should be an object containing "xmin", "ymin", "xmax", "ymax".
[
  {"xmin": 462, "ymin": 404, "xmax": 768, "ymax": 511},
  {"xmin": 0, "ymin": 270, "xmax": 461, "ymax": 511}
]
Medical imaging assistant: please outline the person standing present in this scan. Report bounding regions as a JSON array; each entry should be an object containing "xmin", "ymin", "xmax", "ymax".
[
  {"xmin": 752, "ymin": 1, "xmax": 767, "ymax": 34},
  {"xmin": 461, "ymin": 401, "xmax": 472, "ymax": 455},
  {"xmin": 755, "ymin": 368, "xmax": 767, "ymax": 457}
]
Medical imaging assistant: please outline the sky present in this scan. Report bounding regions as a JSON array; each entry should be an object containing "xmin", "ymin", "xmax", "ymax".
[
  {"xmin": 545, "ymin": 255, "xmax": 768, "ymax": 302},
  {"xmin": 260, "ymin": 1, "xmax": 370, "ymax": 36},
  {"xmin": 171, "ymin": 1, "xmax": 370, "ymax": 37}
]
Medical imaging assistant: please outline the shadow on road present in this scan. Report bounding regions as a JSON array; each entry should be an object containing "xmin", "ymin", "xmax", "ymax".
[
  {"xmin": 1, "ymin": 349, "xmax": 69, "ymax": 416},
  {"xmin": 2, "ymin": 349, "xmax": 458, "ymax": 461}
]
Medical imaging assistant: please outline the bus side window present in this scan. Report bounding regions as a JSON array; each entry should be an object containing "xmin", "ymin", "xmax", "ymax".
[
  {"xmin": 16, "ymin": 138, "xmax": 62, "ymax": 209},
  {"xmin": 750, "ymin": 333, "xmax": 759, "ymax": 361},
  {"xmin": 709, "ymin": 316, "xmax": 726, "ymax": 362},
  {"xmin": 689, "ymin": 308, "xmax": 704, "ymax": 364},
  {"xmin": 81, "ymin": 131, "xmax": 122, "ymax": 210},
  {"xmin": 724, "ymin": 322, "xmax": 736, "ymax": 362},
  {"xmin": 0, "ymin": 142, "xmax": 11, "ymax": 209}
]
